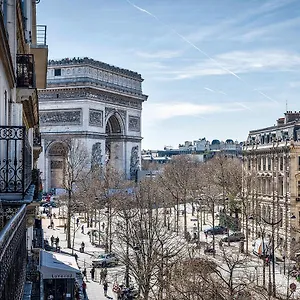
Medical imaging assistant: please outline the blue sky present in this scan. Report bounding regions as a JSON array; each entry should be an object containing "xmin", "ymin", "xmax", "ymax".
[{"xmin": 37, "ymin": 0, "xmax": 300, "ymax": 150}]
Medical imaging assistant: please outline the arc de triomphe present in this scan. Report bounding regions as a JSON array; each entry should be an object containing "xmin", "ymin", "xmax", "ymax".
[{"xmin": 37, "ymin": 57, "xmax": 148, "ymax": 193}]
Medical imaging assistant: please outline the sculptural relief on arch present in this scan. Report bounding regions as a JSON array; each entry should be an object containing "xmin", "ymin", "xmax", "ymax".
[{"xmin": 37, "ymin": 57, "xmax": 148, "ymax": 192}]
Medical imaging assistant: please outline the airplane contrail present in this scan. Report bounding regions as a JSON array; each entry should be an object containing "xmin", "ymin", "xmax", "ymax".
[{"xmin": 125, "ymin": 0, "xmax": 278, "ymax": 104}]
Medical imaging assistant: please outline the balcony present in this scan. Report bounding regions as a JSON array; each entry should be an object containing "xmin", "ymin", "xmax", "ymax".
[
  {"xmin": 30, "ymin": 25, "xmax": 48, "ymax": 89},
  {"xmin": 16, "ymin": 54, "xmax": 36, "ymax": 89},
  {"xmin": 0, "ymin": 204, "xmax": 27, "ymax": 300},
  {"xmin": 16, "ymin": 54, "xmax": 39, "ymax": 128},
  {"xmin": 0, "ymin": 126, "xmax": 32, "ymax": 199}
]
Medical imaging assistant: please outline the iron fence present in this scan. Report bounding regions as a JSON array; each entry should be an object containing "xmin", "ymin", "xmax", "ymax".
[
  {"xmin": 0, "ymin": 126, "xmax": 32, "ymax": 195},
  {"xmin": 16, "ymin": 54, "xmax": 36, "ymax": 88}
]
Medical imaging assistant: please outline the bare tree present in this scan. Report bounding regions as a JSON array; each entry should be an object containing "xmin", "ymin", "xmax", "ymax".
[
  {"xmin": 63, "ymin": 139, "xmax": 89, "ymax": 248},
  {"xmin": 160, "ymin": 155, "xmax": 200, "ymax": 237},
  {"xmin": 114, "ymin": 179, "xmax": 186, "ymax": 300}
]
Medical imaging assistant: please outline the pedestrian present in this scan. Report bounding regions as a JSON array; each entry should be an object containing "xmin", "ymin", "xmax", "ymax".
[
  {"xmin": 90, "ymin": 267, "xmax": 95, "ymax": 281},
  {"xmin": 50, "ymin": 235, "xmax": 54, "ymax": 247},
  {"xmin": 76, "ymin": 218, "xmax": 79, "ymax": 227},
  {"xmin": 74, "ymin": 253, "xmax": 78, "ymax": 263},
  {"xmin": 205, "ymin": 231, "xmax": 208, "ymax": 239},
  {"xmin": 81, "ymin": 241, "xmax": 85, "ymax": 253},
  {"xmin": 219, "ymin": 239, "xmax": 223, "ymax": 248},
  {"xmin": 82, "ymin": 281, "xmax": 87, "ymax": 299},
  {"xmin": 64, "ymin": 223, "xmax": 67, "ymax": 233},
  {"xmin": 81, "ymin": 224, "xmax": 84, "ymax": 234},
  {"xmin": 99, "ymin": 269, "xmax": 105, "ymax": 284},
  {"xmin": 90, "ymin": 218, "xmax": 93, "ymax": 227},
  {"xmin": 103, "ymin": 280, "xmax": 108, "ymax": 297},
  {"xmin": 102, "ymin": 222, "xmax": 105, "ymax": 231},
  {"xmin": 82, "ymin": 268, "xmax": 87, "ymax": 280},
  {"xmin": 55, "ymin": 237, "xmax": 59, "ymax": 250},
  {"xmin": 103, "ymin": 267, "xmax": 108, "ymax": 281}
]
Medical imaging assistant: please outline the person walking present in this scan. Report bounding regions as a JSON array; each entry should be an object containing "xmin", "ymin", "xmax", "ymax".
[
  {"xmin": 50, "ymin": 235, "xmax": 54, "ymax": 247},
  {"xmin": 90, "ymin": 267, "xmax": 95, "ymax": 281},
  {"xmin": 76, "ymin": 218, "xmax": 79, "ymax": 227},
  {"xmin": 82, "ymin": 281, "xmax": 87, "ymax": 299},
  {"xmin": 74, "ymin": 253, "xmax": 78, "ymax": 263},
  {"xmin": 82, "ymin": 268, "xmax": 87, "ymax": 280},
  {"xmin": 99, "ymin": 269, "xmax": 105, "ymax": 284},
  {"xmin": 103, "ymin": 280, "xmax": 108, "ymax": 297},
  {"xmin": 64, "ymin": 223, "xmax": 67, "ymax": 233},
  {"xmin": 81, "ymin": 224, "xmax": 84, "ymax": 234},
  {"xmin": 81, "ymin": 241, "xmax": 85, "ymax": 253},
  {"xmin": 55, "ymin": 237, "xmax": 59, "ymax": 250}
]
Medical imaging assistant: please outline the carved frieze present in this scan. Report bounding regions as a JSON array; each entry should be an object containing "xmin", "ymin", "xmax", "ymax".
[
  {"xmin": 38, "ymin": 88, "xmax": 145, "ymax": 110},
  {"xmin": 130, "ymin": 145, "xmax": 140, "ymax": 180},
  {"xmin": 91, "ymin": 142, "xmax": 102, "ymax": 169},
  {"xmin": 89, "ymin": 109, "xmax": 103, "ymax": 127},
  {"xmin": 128, "ymin": 116, "xmax": 140, "ymax": 132},
  {"xmin": 40, "ymin": 109, "xmax": 82, "ymax": 126}
]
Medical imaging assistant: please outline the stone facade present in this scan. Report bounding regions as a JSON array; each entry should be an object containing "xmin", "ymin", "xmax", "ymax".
[
  {"xmin": 37, "ymin": 58, "xmax": 148, "ymax": 191},
  {"xmin": 243, "ymin": 111, "xmax": 300, "ymax": 258}
]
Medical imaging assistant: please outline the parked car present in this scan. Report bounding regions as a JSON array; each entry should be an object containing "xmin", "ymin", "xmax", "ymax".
[
  {"xmin": 204, "ymin": 226, "xmax": 228, "ymax": 235},
  {"xmin": 92, "ymin": 253, "xmax": 119, "ymax": 267},
  {"xmin": 222, "ymin": 232, "xmax": 245, "ymax": 242}
]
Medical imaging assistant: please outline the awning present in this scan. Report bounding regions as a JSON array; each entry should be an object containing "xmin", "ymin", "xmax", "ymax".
[{"xmin": 39, "ymin": 250, "xmax": 80, "ymax": 279}]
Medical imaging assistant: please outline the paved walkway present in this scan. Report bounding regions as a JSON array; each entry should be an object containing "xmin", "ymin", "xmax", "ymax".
[{"xmin": 42, "ymin": 209, "xmax": 118, "ymax": 300}]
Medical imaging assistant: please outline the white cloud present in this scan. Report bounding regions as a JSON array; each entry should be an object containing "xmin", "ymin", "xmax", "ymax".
[
  {"xmin": 135, "ymin": 50, "xmax": 182, "ymax": 59},
  {"xmin": 289, "ymin": 81, "xmax": 300, "ymax": 88},
  {"xmin": 142, "ymin": 101, "xmax": 243, "ymax": 124},
  {"xmin": 237, "ymin": 17, "xmax": 300, "ymax": 42},
  {"xmin": 155, "ymin": 50, "xmax": 300, "ymax": 80}
]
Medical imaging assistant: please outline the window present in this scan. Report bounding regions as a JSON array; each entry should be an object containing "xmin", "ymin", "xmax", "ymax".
[
  {"xmin": 2, "ymin": 0, "xmax": 8, "ymax": 28},
  {"xmin": 54, "ymin": 68, "xmax": 61, "ymax": 76},
  {"xmin": 280, "ymin": 157, "xmax": 283, "ymax": 171}
]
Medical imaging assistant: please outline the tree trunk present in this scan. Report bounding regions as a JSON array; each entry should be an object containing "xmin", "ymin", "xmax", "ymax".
[{"xmin": 67, "ymin": 189, "xmax": 72, "ymax": 248}]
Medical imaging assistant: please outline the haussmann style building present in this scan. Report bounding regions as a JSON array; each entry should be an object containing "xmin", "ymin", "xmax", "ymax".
[
  {"xmin": 243, "ymin": 111, "xmax": 300, "ymax": 258},
  {"xmin": 0, "ymin": 0, "xmax": 48, "ymax": 298}
]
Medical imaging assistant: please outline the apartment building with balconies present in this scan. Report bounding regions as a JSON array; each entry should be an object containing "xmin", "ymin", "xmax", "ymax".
[
  {"xmin": 243, "ymin": 111, "xmax": 300, "ymax": 259},
  {"xmin": 0, "ymin": 0, "xmax": 48, "ymax": 299}
]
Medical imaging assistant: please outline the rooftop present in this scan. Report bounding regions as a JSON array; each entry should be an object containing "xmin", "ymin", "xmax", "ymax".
[{"xmin": 48, "ymin": 57, "xmax": 143, "ymax": 80}]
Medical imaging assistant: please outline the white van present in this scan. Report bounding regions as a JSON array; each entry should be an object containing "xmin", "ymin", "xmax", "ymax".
[{"xmin": 252, "ymin": 239, "xmax": 269, "ymax": 257}]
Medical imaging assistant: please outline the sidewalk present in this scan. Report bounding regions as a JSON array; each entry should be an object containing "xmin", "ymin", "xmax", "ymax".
[{"xmin": 42, "ymin": 209, "xmax": 118, "ymax": 300}]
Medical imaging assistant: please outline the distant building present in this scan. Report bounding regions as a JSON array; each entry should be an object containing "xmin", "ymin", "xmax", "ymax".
[
  {"xmin": 142, "ymin": 138, "xmax": 242, "ymax": 165},
  {"xmin": 243, "ymin": 111, "xmax": 300, "ymax": 258}
]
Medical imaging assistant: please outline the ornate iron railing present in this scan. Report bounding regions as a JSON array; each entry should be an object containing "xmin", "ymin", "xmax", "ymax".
[
  {"xmin": 0, "ymin": 126, "xmax": 32, "ymax": 195},
  {"xmin": 16, "ymin": 54, "xmax": 36, "ymax": 88},
  {"xmin": 0, "ymin": 204, "xmax": 27, "ymax": 300}
]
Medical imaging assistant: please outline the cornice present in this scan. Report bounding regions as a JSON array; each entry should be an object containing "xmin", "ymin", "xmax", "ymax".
[
  {"xmin": 48, "ymin": 57, "xmax": 143, "ymax": 81},
  {"xmin": 38, "ymin": 87, "xmax": 144, "ymax": 109}
]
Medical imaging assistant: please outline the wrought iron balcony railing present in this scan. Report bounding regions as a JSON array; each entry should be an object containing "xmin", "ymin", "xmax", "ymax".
[
  {"xmin": 16, "ymin": 54, "xmax": 36, "ymax": 88},
  {"xmin": 0, "ymin": 204, "xmax": 27, "ymax": 299},
  {"xmin": 0, "ymin": 126, "xmax": 32, "ymax": 196}
]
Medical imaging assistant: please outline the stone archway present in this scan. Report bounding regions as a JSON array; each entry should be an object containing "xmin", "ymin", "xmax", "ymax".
[
  {"xmin": 48, "ymin": 142, "xmax": 68, "ymax": 190},
  {"xmin": 105, "ymin": 113, "xmax": 124, "ymax": 171}
]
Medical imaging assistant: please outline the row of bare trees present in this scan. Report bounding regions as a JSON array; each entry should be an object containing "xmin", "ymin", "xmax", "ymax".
[{"xmin": 53, "ymin": 139, "xmax": 285, "ymax": 299}]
